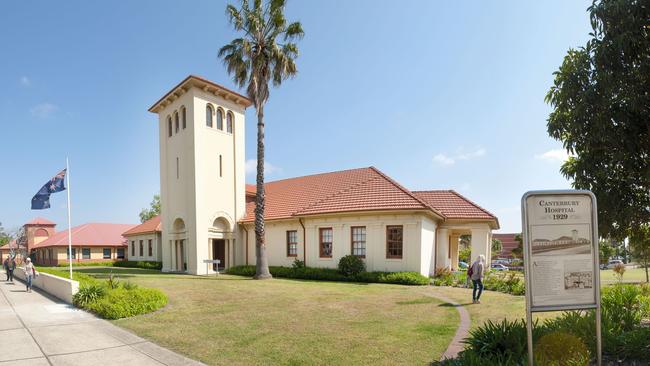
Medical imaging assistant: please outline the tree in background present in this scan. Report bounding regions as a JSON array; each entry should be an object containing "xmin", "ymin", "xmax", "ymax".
[
  {"xmin": 491, "ymin": 238, "xmax": 503, "ymax": 259},
  {"xmin": 511, "ymin": 233, "xmax": 523, "ymax": 259},
  {"xmin": 0, "ymin": 222, "xmax": 11, "ymax": 246},
  {"xmin": 545, "ymin": 0, "xmax": 650, "ymax": 240},
  {"xmin": 139, "ymin": 194, "xmax": 161, "ymax": 223},
  {"xmin": 219, "ymin": 0, "xmax": 303, "ymax": 279},
  {"xmin": 629, "ymin": 224, "xmax": 650, "ymax": 283},
  {"xmin": 598, "ymin": 238, "xmax": 616, "ymax": 265}
]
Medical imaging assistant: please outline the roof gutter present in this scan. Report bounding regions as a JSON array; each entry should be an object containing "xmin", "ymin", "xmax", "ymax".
[{"xmin": 299, "ymin": 218, "xmax": 306, "ymax": 266}]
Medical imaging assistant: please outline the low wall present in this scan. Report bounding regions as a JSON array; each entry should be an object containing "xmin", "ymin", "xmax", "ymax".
[{"xmin": 14, "ymin": 268, "xmax": 79, "ymax": 304}]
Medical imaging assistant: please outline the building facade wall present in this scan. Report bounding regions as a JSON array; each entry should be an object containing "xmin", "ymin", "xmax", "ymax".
[
  {"xmin": 34, "ymin": 246, "xmax": 127, "ymax": 266},
  {"xmin": 240, "ymin": 212, "xmax": 439, "ymax": 276},
  {"xmin": 125, "ymin": 232, "xmax": 162, "ymax": 262}
]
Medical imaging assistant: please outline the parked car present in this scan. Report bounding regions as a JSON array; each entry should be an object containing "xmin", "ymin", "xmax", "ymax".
[
  {"xmin": 491, "ymin": 264, "xmax": 508, "ymax": 271},
  {"xmin": 600, "ymin": 259, "xmax": 625, "ymax": 269},
  {"xmin": 458, "ymin": 261, "xmax": 468, "ymax": 269}
]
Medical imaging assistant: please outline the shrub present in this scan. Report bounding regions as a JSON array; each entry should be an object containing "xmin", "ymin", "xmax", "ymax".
[
  {"xmin": 462, "ymin": 319, "xmax": 532, "ymax": 363},
  {"xmin": 73, "ymin": 284, "xmax": 106, "ymax": 307},
  {"xmin": 227, "ymin": 265, "xmax": 429, "ymax": 285},
  {"xmin": 291, "ymin": 259, "xmax": 305, "ymax": 269},
  {"xmin": 601, "ymin": 283, "xmax": 650, "ymax": 333},
  {"xmin": 121, "ymin": 281, "xmax": 138, "ymax": 290},
  {"xmin": 86, "ymin": 287, "xmax": 167, "ymax": 319},
  {"xmin": 612, "ymin": 262, "xmax": 626, "ymax": 282},
  {"xmin": 227, "ymin": 265, "xmax": 256, "ymax": 276},
  {"xmin": 106, "ymin": 271, "xmax": 120, "ymax": 289},
  {"xmin": 534, "ymin": 332, "xmax": 590, "ymax": 366},
  {"xmin": 113, "ymin": 261, "xmax": 162, "ymax": 270},
  {"xmin": 338, "ymin": 255, "xmax": 365, "ymax": 276}
]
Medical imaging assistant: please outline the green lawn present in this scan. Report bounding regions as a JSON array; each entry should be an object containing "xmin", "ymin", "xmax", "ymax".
[
  {"xmin": 600, "ymin": 267, "xmax": 649, "ymax": 284},
  {"xmin": 62, "ymin": 267, "xmax": 459, "ymax": 366}
]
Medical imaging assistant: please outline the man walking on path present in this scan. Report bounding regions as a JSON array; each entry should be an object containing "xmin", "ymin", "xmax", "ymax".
[
  {"xmin": 6, "ymin": 256, "xmax": 15, "ymax": 282},
  {"xmin": 470, "ymin": 255, "xmax": 485, "ymax": 304},
  {"xmin": 24, "ymin": 258, "xmax": 35, "ymax": 292}
]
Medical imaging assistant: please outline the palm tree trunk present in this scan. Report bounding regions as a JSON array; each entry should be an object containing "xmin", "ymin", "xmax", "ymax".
[{"xmin": 254, "ymin": 103, "xmax": 272, "ymax": 279}]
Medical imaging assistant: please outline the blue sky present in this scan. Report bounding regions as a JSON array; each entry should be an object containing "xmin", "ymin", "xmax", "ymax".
[{"xmin": 0, "ymin": 1, "xmax": 591, "ymax": 233}]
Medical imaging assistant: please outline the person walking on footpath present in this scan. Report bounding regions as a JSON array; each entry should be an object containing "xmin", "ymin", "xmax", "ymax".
[
  {"xmin": 7, "ymin": 257, "xmax": 15, "ymax": 282},
  {"xmin": 24, "ymin": 258, "xmax": 35, "ymax": 292},
  {"xmin": 469, "ymin": 255, "xmax": 485, "ymax": 304}
]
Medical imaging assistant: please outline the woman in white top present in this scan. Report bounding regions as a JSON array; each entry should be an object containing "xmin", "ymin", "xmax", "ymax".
[
  {"xmin": 24, "ymin": 258, "xmax": 35, "ymax": 293},
  {"xmin": 469, "ymin": 255, "xmax": 485, "ymax": 304}
]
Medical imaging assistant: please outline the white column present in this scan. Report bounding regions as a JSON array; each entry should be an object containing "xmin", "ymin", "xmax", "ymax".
[
  {"xmin": 470, "ymin": 228, "xmax": 490, "ymax": 264},
  {"xmin": 450, "ymin": 234, "xmax": 460, "ymax": 270},
  {"xmin": 436, "ymin": 228, "xmax": 449, "ymax": 270}
]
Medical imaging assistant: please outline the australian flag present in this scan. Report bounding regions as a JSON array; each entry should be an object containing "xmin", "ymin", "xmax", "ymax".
[{"xmin": 31, "ymin": 169, "xmax": 67, "ymax": 210}]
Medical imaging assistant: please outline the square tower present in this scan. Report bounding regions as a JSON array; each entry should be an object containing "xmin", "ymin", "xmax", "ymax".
[{"xmin": 149, "ymin": 75, "xmax": 251, "ymax": 275}]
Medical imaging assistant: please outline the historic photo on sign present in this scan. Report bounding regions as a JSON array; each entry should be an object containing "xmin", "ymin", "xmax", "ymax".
[
  {"xmin": 564, "ymin": 271, "xmax": 593, "ymax": 290},
  {"xmin": 531, "ymin": 229, "xmax": 591, "ymax": 256}
]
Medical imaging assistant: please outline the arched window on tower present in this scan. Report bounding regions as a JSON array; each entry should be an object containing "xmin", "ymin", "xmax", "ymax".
[
  {"xmin": 216, "ymin": 108, "xmax": 224, "ymax": 130},
  {"xmin": 227, "ymin": 112, "xmax": 234, "ymax": 134},
  {"xmin": 174, "ymin": 111, "xmax": 179, "ymax": 133},
  {"xmin": 167, "ymin": 116, "xmax": 172, "ymax": 137},
  {"xmin": 181, "ymin": 106, "xmax": 186, "ymax": 129},
  {"xmin": 206, "ymin": 105, "xmax": 214, "ymax": 127}
]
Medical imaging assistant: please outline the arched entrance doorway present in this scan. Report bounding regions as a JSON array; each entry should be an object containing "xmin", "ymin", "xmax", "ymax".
[{"xmin": 208, "ymin": 216, "xmax": 233, "ymax": 272}]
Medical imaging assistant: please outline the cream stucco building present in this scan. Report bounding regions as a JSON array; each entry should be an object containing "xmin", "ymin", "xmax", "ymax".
[{"xmin": 149, "ymin": 75, "xmax": 499, "ymax": 276}]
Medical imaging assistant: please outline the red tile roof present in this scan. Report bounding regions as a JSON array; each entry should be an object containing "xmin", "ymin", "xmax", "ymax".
[
  {"xmin": 123, "ymin": 216, "xmax": 161, "ymax": 236},
  {"xmin": 411, "ymin": 190, "xmax": 497, "ymax": 221},
  {"xmin": 240, "ymin": 167, "xmax": 498, "ymax": 227},
  {"xmin": 25, "ymin": 217, "xmax": 56, "ymax": 226},
  {"xmin": 31, "ymin": 223, "xmax": 136, "ymax": 249}
]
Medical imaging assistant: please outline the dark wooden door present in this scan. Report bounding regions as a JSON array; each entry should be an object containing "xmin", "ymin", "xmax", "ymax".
[{"xmin": 213, "ymin": 239, "xmax": 225, "ymax": 270}]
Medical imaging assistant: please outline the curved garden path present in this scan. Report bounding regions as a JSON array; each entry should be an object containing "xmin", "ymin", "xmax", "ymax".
[{"xmin": 421, "ymin": 289, "xmax": 471, "ymax": 361}]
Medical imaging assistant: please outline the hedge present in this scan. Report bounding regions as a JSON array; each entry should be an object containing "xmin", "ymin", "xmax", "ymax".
[
  {"xmin": 113, "ymin": 261, "xmax": 163, "ymax": 270},
  {"xmin": 227, "ymin": 265, "xmax": 430, "ymax": 286},
  {"xmin": 85, "ymin": 287, "xmax": 167, "ymax": 319}
]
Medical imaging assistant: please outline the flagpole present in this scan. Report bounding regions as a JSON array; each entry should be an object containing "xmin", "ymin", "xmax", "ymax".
[{"xmin": 66, "ymin": 158, "xmax": 73, "ymax": 280}]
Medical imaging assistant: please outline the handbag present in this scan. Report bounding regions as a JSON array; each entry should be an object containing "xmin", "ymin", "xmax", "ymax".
[{"xmin": 467, "ymin": 264, "xmax": 474, "ymax": 278}]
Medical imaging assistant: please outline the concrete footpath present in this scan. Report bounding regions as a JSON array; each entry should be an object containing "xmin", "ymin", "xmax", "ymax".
[{"xmin": 0, "ymin": 273, "xmax": 205, "ymax": 366}]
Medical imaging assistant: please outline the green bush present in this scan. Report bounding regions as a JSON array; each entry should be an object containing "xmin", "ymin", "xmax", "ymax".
[
  {"xmin": 86, "ymin": 287, "xmax": 167, "ymax": 320},
  {"xmin": 72, "ymin": 284, "xmax": 106, "ymax": 307},
  {"xmin": 534, "ymin": 332, "xmax": 590, "ymax": 366},
  {"xmin": 601, "ymin": 283, "xmax": 650, "ymax": 333},
  {"xmin": 338, "ymin": 255, "xmax": 366, "ymax": 276},
  {"xmin": 113, "ymin": 261, "xmax": 163, "ymax": 270},
  {"xmin": 432, "ymin": 270, "xmax": 525, "ymax": 296},
  {"xmin": 291, "ymin": 259, "xmax": 305, "ymax": 269},
  {"xmin": 227, "ymin": 265, "xmax": 429, "ymax": 285}
]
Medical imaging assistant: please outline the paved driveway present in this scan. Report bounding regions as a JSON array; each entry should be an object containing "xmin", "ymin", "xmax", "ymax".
[{"xmin": 0, "ymin": 274, "xmax": 204, "ymax": 366}]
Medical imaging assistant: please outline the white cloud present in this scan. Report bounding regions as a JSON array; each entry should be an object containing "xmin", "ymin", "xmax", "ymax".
[
  {"xmin": 535, "ymin": 149, "xmax": 570, "ymax": 162},
  {"xmin": 432, "ymin": 154, "xmax": 455, "ymax": 165},
  {"xmin": 245, "ymin": 159, "xmax": 281, "ymax": 176},
  {"xmin": 30, "ymin": 103, "xmax": 58, "ymax": 118},
  {"xmin": 432, "ymin": 147, "xmax": 486, "ymax": 166},
  {"xmin": 20, "ymin": 76, "xmax": 31, "ymax": 87}
]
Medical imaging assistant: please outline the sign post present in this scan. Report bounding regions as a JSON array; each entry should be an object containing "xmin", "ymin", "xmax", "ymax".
[
  {"xmin": 203, "ymin": 259, "xmax": 221, "ymax": 276},
  {"xmin": 521, "ymin": 190, "xmax": 601, "ymax": 366}
]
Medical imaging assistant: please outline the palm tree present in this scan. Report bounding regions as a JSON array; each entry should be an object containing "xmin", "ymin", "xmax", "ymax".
[{"xmin": 219, "ymin": 0, "xmax": 303, "ymax": 279}]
